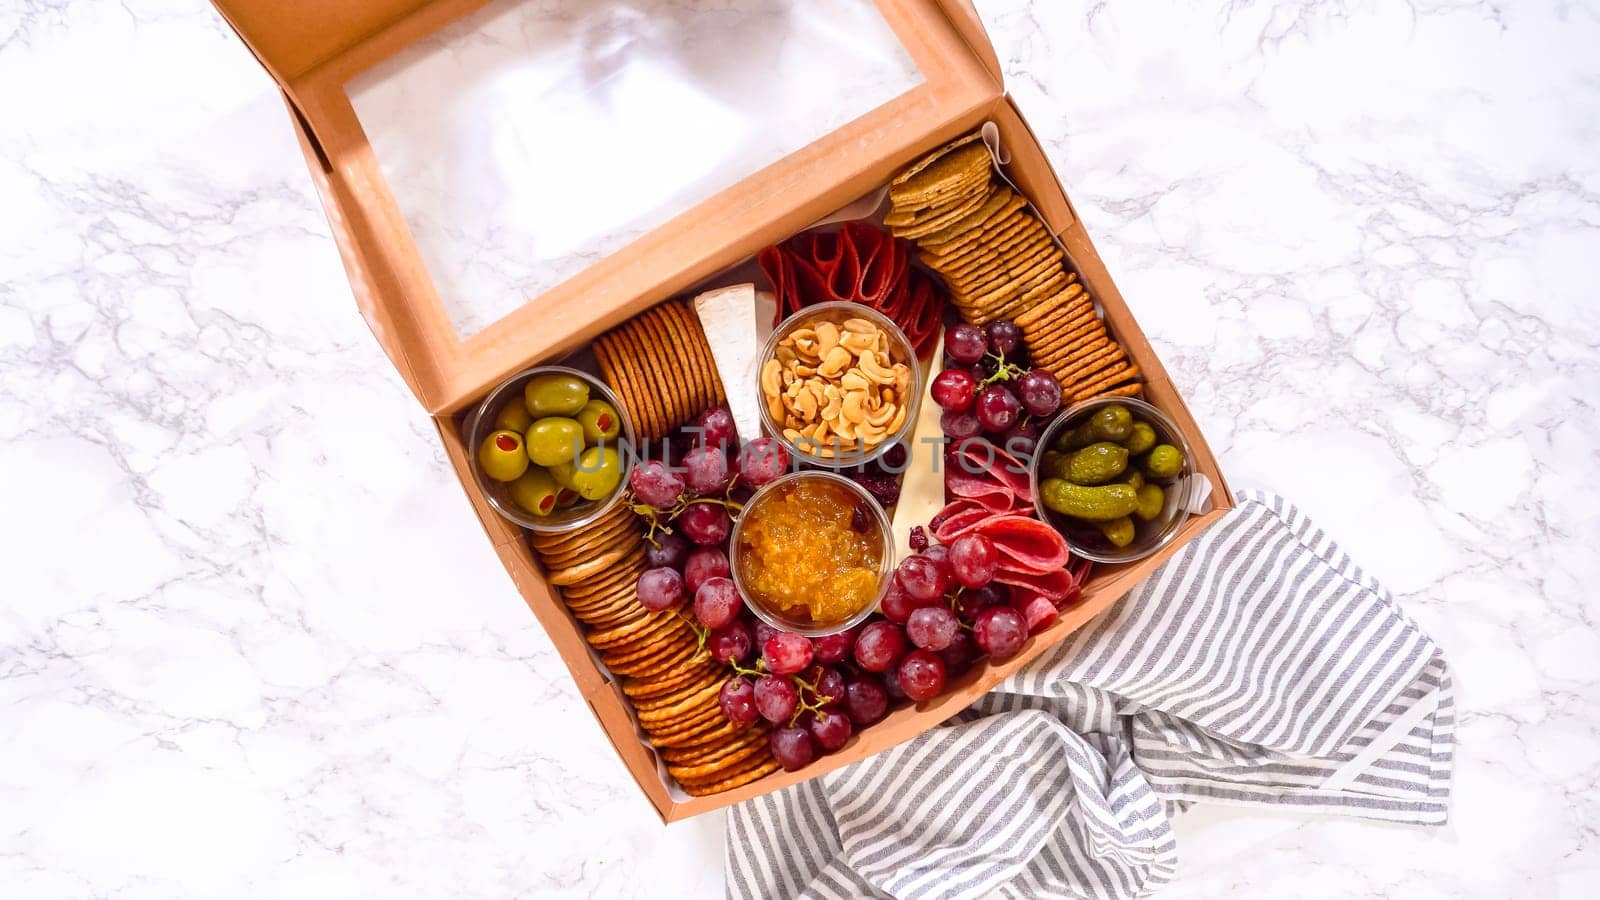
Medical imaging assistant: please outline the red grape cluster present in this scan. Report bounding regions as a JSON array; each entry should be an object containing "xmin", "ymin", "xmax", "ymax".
[
  {"xmin": 630, "ymin": 408, "xmax": 793, "ymax": 615},
  {"xmin": 934, "ymin": 319, "xmax": 1063, "ymax": 454},
  {"xmin": 715, "ymin": 526, "xmax": 1045, "ymax": 772}
]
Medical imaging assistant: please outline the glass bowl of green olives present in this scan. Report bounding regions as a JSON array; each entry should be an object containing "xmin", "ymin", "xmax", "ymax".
[
  {"xmin": 1031, "ymin": 397, "xmax": 1196, "ymax": 564},
  {"xmin": 465, "ymin": 365, "xmax": 635, "ymax": 533}
]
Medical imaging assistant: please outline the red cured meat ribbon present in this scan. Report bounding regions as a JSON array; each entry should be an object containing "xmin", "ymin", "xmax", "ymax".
[
  {"xmin": 757, "ymin": 220, "xmax": 945, "ymax": 354},
  {"xmin": 946, "ymin": 440, "xmax": 1033, "ymax": 512},
  {"xmin": 930, "ymin": 504, "xmax": 1088, "ymax": 603}
]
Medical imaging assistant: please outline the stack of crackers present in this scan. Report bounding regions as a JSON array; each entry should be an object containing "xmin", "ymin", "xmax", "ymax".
[
  {"xmin": 528, "ymin": 502, "xmax": 777, "ymax": 795},
  {"xmin": 887, "ymin": 133, "xmax": 1143, "ymax": 403},
  {"xmin": 594, "ymin": 300, "xmax": 726, "ymax": 441}
]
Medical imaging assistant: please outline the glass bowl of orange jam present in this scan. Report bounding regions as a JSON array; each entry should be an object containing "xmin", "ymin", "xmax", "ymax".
[{"xmin": 731, "ymin": 471, "xmax": 893, "ymax": 637}]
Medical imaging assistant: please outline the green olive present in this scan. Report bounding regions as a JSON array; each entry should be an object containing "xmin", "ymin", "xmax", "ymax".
[
  {"xmin": 507, "ymin": 468, "xmax": 559, "ymax": 517},
  {"xmin": 1141, "ymin": 444, "xmax": 1185, "ymax": 480},
  {"xmin": 569, "ymin": 446, "xmax": 622, "ymax": 500},
  {"xmin": 525, "ymin": 417, "xmax": 586, "ymax": 467},
  {"xmin": 576, "ymin": 398, "xmax": 621, "ymax": 444},
  {"xmin": 524, "ymin": 374, "xmax": 590, "ymax": 418},
  {"xmin": 477, "ymin": 430, "xmax": 530, "ymax": 482},
  {"xmin": 494, "ymin": 402, "xmax": 533, "ymax": 434},
  {"xmin": 548, "ymin": 461, "xmax": 579, "ymax": 490},
  {"xmin": 554, "ymin": 488, "xmax": 582, "ymax": 509}
]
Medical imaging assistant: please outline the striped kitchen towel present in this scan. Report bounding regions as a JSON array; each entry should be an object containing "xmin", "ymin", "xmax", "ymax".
[{"xmin": 725, "ymin": 490, "xmax": 1454, "ymax": 899}]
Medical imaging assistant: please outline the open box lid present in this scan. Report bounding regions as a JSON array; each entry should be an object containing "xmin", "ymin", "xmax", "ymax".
[{"xmin": 212, "ymin": 0, "xmax": 1005, "ymax": 414}]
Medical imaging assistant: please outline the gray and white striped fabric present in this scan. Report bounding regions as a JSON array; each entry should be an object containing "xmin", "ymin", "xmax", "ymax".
[{"xmin": 726, "ymin": 490, "xmax": 1454, "ymax": 900}]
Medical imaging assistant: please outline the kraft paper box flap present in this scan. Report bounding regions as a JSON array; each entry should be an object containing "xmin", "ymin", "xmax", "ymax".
[{"xmin": 212, "ymin": 0, "xmax": 1004, "ymax": 414}]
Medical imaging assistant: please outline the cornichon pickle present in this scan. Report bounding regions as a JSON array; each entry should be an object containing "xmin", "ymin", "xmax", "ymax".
[
  {"xmin": 1054, "ymin": 404, "xmax": 1134, "ymax": 451},
  {"xmin": 1122, "ymin": 469, "xmax": 1145, "ymax": 490},
  {"xmin": 1141, "ymin": 444, "xmax": 1185, "ymax": 479},
  {"xmin": 1133, "ymin": 483, "xmax": 1165, "ymax": 521},
  {"xmin": 1040, "ymin": 478, "xmax": 1140, "ymax": 521},
  {"xmin": 1095, "ymin": 516, "xmax": 1137, "ymax": 548},
  {"xmin": 1039, "ymin": 450, "xmax": 1070, "ymax": 481},
  {"xmin": 1066, "ymin": 442, "xmax": 1129, "ymax": 485},
  {"xmin": 1123, "ymin": 421, "xmax": 1157, "ymax": 455}
]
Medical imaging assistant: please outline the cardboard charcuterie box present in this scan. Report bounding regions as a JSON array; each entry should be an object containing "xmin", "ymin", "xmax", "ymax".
[{"xmin": 211, "ymin": 0, "xmax": 1233, "ymax": 821}]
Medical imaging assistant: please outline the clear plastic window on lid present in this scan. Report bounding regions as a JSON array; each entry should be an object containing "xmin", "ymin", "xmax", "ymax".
[{"xmin": 346, "ymin": 0, "xmax": 925, "ymax": 339}]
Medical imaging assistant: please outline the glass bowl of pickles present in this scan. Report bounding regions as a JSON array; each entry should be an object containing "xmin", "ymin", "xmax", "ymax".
[
  {"xmin": 1031, "ymin": 397, "xmax": 1196, "ymax": 564},
  {"xmin": 465, "ymin": 366, "xmax": 635, "ymax": 532}
]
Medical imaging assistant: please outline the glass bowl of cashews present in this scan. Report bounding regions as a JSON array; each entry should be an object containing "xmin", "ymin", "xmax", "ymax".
[{"xmin": 757, "ymin": 301, "xmax": 922, "ymax": 469}]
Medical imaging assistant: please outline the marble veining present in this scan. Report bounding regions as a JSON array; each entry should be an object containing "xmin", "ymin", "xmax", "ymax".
[{"xmin": 1, "ymin": 0, "xmax": 1596, "ymax": 897}]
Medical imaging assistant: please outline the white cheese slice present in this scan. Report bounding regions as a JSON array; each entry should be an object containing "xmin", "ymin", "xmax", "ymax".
[
  {"xmin": 693, "ymin": 283, "xmax": 764, "ymax": 443},
  {"xmin": 890, "ymin": 331, "xmax": 946, "ymax": 561}
]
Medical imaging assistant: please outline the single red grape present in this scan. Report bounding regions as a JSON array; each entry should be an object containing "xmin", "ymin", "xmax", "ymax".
[
  {"xmin": 953, "ymin": 582, "xmax": 1010, "ymax": 620},
  {"xmin": 808, "ymin": 708, "xmax": 853, "ymax": 753},
  {"xmin": 683, "ymin": 547, "xmax": 730, "ymax": 593},
  {"xmin": 695, "ymin": 406, "xmax": 738, "ymax": 450},
  {"xmin": 898, "ymin": 649, "xmax": 947, "ymax": 702},
  {"xmin": 896, "ymin": 554, "xmax": 951, "ymax": 603},
  {"xmin": 629, "ymin": 460, "xmax": 685, "ymax": 509},
  {"xmin": 737, "ymin": 437, "xmax": 790, "ymax": 487},
  {"xmin": 879, "ymin": 578, "xmax": 919, "ymax": 624},
  {"xmin": 930, "ymin": 368, "xmax": 978, "ymax": 411},
  {"xmin": 719, "ymin": 677, "xmax": 758, "ymax": 724},
  {"xmin": 770, "ymin": 726, "xmax": 817, "ymax": 771},
  {"xmin": 812, "ymin": 631, "xmax": 855, "ymax": 665},
  {"xmin": 882, "ymin": 665, "xmax": 908, "ymax": 701},
  {"xmin": 754, "ymin": 676, "xmax": 799, "ymax": 723},
  {"xmin": 683, "ymin": 446, "xmax": 730, "ymax": 494},
  {"xmin": 973, "ymin": 606, "xmax": 1028, "ymax": 660},
  {"xmin": 922, "ymin": 543, "xmax": 952, "ymax": 577},
  {"xmin": 708, "ymin": 621, "xmax": 753, "ymax": 664},
  {"xmin": 762, "ymin": 632, "xmax": 814, "ymax": 676},
  {"xmin": 812, "ymin": 666, "xmax": 847, "ymax": 708},
  {"xmin": 975, "ymin": 385, "xmax": 1021, "ymax": 433},
  {"xmin": 636, "ymin": 567, "xmax": 686, "ymax": 611},
  {"xmin": 694, "ymin": 576, "xmax": 743, "ymax": 630},
  {"xmin": 985, "ymin": 320, "xmax": 1022, "ymax": 357},
  {"xmin": 946, "ymin": 323, "xmax": 987, "ymax": 365},
  {"xmin": 1017, "ymin": 368, "xmax": 1063, "ymax": 418},
  {"xmin": 854, "ymin": 621, "xmax": 908, "ymax": 673},
  {"xmin": 844, "ymin": 675, "xmax": 890, "ymax": 726},
  {"xmin": 645, "ymin": 531, "xmax": 690, "ymax": 570},
  {"xmin": 940, "ymin": 630, "xmax": 982, "ymax": 677},
  {"xmin": 906, "ymin": 605, "xmax": 959, "ymax": 652},
  {"xmin": 753, "ymin": 621, "xmax": 780, "ymax": 651},
  {"xmin": 1000, "ymin": 420, "xmax": 1041, "ymax": 457},
  {"xmin": 678, "ymin": 503, "xmax": 731, "ymax": 545},
  {"xmin": 941, "ymin": 410, "xmax": 982, "ymax": 439},
  {"xmin": 948, "ymin": 534, "xmax": 999, "ymax": 589}
]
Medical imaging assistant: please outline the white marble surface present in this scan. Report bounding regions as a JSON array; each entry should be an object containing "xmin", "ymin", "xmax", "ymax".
[{"xmin": 1, "ymin": 0, "xmax": 1596, "ymax": 897}]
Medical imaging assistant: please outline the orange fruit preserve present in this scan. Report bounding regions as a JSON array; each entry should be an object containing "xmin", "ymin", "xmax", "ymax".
[{"xmin": 736, "ymin": 478, "xmax": 884, "ymax": 627}]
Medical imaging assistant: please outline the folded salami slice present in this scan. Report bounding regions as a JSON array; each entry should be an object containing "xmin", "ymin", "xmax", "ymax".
[
  {"xmin": 929, "ymin": 499, "xmax": 993, "ymax": 543},
  {"xmin": 977, "ymin": 516, "xmax": 1071, "ymax": 574},
  {"xmin": 946, "ymin": 469, "xmax": 1018, "ymax": 513},
  {"xmin": 994, "ymin": 565, "xmax": 1080, "ymax": 602},
  {"xmin": 948, "ymin": 440, "xmax": 1033, "ymax": 510},
  {"xmin": 756, "ymin": 222, "xmax": 944, "ymax": 354}
]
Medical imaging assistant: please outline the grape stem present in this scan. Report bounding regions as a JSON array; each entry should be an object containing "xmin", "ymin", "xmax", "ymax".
[
  {"xmin": 980, "ymin": 351, "xmax": 1026, "ymax": 386},
  {"xmin": 678, "ymin": 611, "xmax": 710, "ymax": 654},
  {"xmin": 628, "ymin": 485, "xmax": 744, "ymax": 544},
  {"xmin": 788, "ymin": 670, "xmax": 835, "ymax": 728}
]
